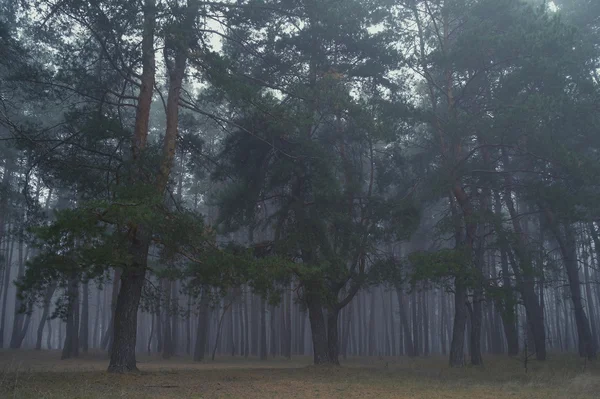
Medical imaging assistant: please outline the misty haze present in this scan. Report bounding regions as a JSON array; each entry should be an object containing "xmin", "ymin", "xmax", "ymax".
[{"xmin": 0, "ymin": 0, "xmax": 599, "ymax": 398}]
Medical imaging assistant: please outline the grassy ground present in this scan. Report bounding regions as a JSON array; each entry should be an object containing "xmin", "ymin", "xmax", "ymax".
[{"xmin": 1, "ymin": 351, "xmax": 599, "ymax": 398}]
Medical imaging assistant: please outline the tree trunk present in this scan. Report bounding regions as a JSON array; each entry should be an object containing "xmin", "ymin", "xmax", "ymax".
[
  {"xmin": 554, "ymin": 221, "xmax": 596, "ymax": 359},
  {"xmin": 0, "ymin": 166, "xmax": 11, "ymax": 349},
  {"xmin": 395, "ymin": 286, "xmax": 415, "ymax": 357},
  {"xmin": 327, "ymin": 307, "xmax": 340, "ymax": 364},
  {"xmin": 162, "ymin": 278, "xmax": 173, "ymax": 359},
  {"xmin": 80, "ymin": 282, "xmax": 89, "ymax": 352},
  {"xmin": 36, "ymin": 284, "xmax": 56, "ymax": 350},
  {"xmin": 186, "ymin": 294, "xmax": 192, "ymax": 354},
  {"xmin": 107, "ymin": 235, "xmax": 149, "ymax": 372},
  {"xmin": 411, "ymin": 291, "xmax": 419, "ymax": 355},
  {"xmin": 470, "ymin": 290, "xmax": 483, "ymax": 365},
  {"xmin": 369, "ymin": 292, "xmax": 377, "ymax": 356},
  {"xmin": 101, "ymin": 269, "xmax": 121, "ymax": 351},
  {"xmin": 61, "ymin": 275, "xmax": 79, "ymax": 359},
  {"xmin": 582, "ymin": 242, "xmax": 598, "ymax": 347},
  {"xmin": 193, "ymin": 289, "xmax": 211, "ymax": 361},
  {"xmin": 440, "ymin": 290, "xmax": 447, "ymax": 355},
  {"xmin": 0, "ymin": 236, "xmax": 12, "ymax": 349},
  {"xmin": 243, "ymin": 290, "xmax": 249, "ymax": 358},
  {"xmin": 260, "ymin": 298, "xmax": 268, "ymax": 360},
  {"xmin": 9, "ymin": 232, "xmax": 26, "ymax": 349},
  {"xmin": 498, "ymin": 243, "xmax": 519, "ymax": 356},
  {"xmin": 449, "ymin": 281, "xmax": 467, "ymax": 367},
  {"xmin": 107, "ymin": 0, "xmax": 155, "ymax": 373},
  {"xmin": 501, "ymin": 153, "xmax": 546, "ymax": 360},
  {"xmin": 285, "ymin": 288, "xmax": 292, "ymax": 359},
  {"xmin": 389, "ymin": 290, "xmax": 397, "ymax": 356},
  {"xmin": 306, "ymin": 293, "xmax": 329, "ymax": 364},
  {"xmin": 342, "ymin": 301, "xmax": 352, "ymax": 359},
  {"xmin": 270, "ymin": 304, "xmax": 277, "ymax": 357},
  {"xmin": 170, "ymin": 280, "xmax": 178, "ymax": 355}
]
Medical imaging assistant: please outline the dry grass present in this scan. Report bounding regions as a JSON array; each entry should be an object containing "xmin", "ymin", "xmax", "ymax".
[{"xmin": 0, "ymin": 350, "xmax": 598, "ymax": 398}]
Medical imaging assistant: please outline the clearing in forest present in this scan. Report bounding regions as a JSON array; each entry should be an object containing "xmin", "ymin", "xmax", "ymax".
[{"xmin": 0, "ymin": 351, "xmax": 598, "ymax": 398}]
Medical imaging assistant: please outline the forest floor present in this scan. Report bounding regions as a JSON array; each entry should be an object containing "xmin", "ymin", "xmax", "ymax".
[{"xmin": 0, "ymin": 350, "xmax": 599, "ymax": 398}]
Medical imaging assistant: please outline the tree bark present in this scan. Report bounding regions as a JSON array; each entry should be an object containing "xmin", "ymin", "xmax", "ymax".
[
  {"xmin": 327, "ymin": 307, "xmax": 340, "ymax": 364},
  {"xmin": 306, "ymin": 293, "xmax": 330, "ymax": 364},
  {"xmin": 36, "ymin": 284, "xmax": 56, "ymax": 350},
  {"xmin": 61, "ymin": 275, "xmax": 79, "ymax": 359},
  {"xmin": 107, "ymin": 234, "xmax": 149, "ymax": 372},
  {"xmin": 193, "ymin": 289, "xmax": 211, "ymax": 361},
  {"xmin": 449, "ymin": 281, "xmax": 467, "ymax": 367}
]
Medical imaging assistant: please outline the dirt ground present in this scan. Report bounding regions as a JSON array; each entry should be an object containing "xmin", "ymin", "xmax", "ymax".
[{"xmin": 1, "ymin": 350, "xmax": 599, "ymax": 398}]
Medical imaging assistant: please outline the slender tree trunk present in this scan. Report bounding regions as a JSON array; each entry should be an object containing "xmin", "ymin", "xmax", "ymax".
[
  {"xmin": 470, "ymin": 290, "xmax": 483, "ymax": 365},
  {"xmin": 441, "ymin": 290, "xmax": 447, "ymax": 355},
  {"xmin": 342, "ymin": 301, "xmax": 352, "ymax": 359},
  {"xmin": 0, "ymin": 166, "xmax": 11, "ymax": 349},
  {"xmin": 243, "ymin": 290, "xmax": 249, "ymax": 358},
  {"xmin": 369, "ymin": 292, "xmax": 377, "ymax": 356},
  {"xmin": 193, "ymin": 289, "xmax": 211, "ymax": 361},
  {"xmin": 285, "ymin": 288, "xmax": 292, "ymax": 359},
  {"xmin": 395, "ymin": 286, "xmax": 415, "ymax": 357},
  {"xmin": 260, "ymin": 298, "xmax": 268, "ymax": 360},
  {"xmin": 582, "ymin": 241, "xmax": 598, "ymax": 347},
  {"xmin": 186, "ymin": 294, "xmax": 192, "ymax": 354},
  {"xmin": 101, "ymin": 269, "xmax": 121, "ymax": 351},
  {"xmin": 80, "ymin": 282, "xmax": 89, "ymax": 352},
  {"xmin": 9, "ymin": 230, "xmax": 26, "ymax": 348},
  {"xmin": 389, "ymin": 290, "xmax": 397, "ymax": 356},
  {"xmin": 162, "ymin": 278, "xmax": 173, "ymax": 359},
  {"xmin": 171, "ymin": 280, "xmax": 178, "ymax": 355},
  {"xmin": 148, "ymin": 312, "xmax": 154, "ymax": 354},
  {"xmin": 270, "ymin": 304, "xmax": 277, "ymax": 357},
  {"xmin": 0, "ymin": 235, "xmax": 11, "ymax": 349},
  {"xmin": 422, "ymin": 290, "xmax": 430, "ymax": 356},
  {"xmin": 93, "ymin": 287, "xmax": 101, "ymax": 348},
  {"xmin": 411, "ymin": 291, "xmax": 419, "ymax": 355},
  {"xmin": 239, "ymin": 297, "xmax": 245, "ymax": 357}
]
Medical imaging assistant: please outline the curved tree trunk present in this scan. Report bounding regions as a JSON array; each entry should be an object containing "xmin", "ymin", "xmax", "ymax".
[
  {"xmin": 553, "ymin": 221, "xmax": 596, "ymax": 360},
  {"xmin": 36, "ymin": 284, "xmax": 56, "ymax": 350}
]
